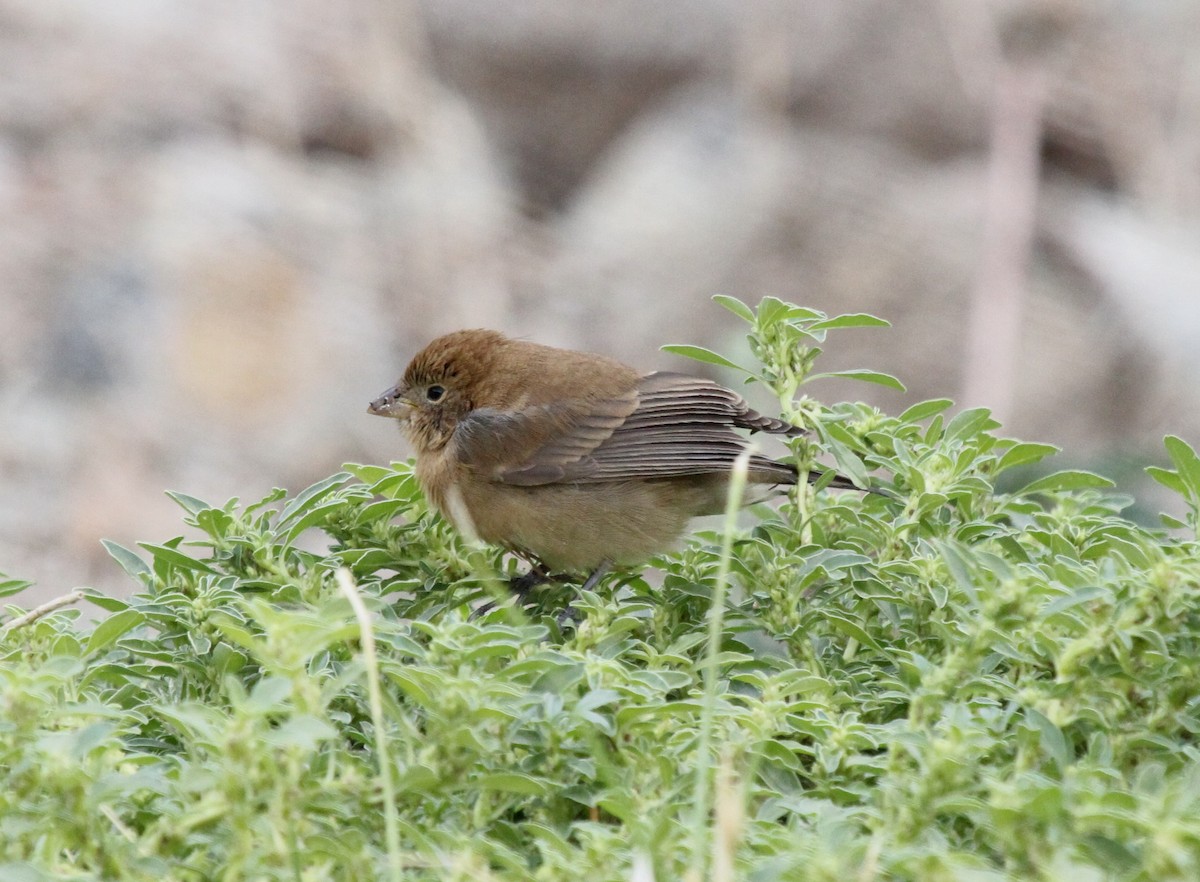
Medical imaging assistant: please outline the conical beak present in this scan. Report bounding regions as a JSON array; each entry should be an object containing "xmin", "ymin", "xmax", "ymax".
[{"xmin": 368, "ymin": 385, "xmax": 412, "ymax": 418}]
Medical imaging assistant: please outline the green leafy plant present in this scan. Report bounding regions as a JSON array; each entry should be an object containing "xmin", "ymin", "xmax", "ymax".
[{"xmin": 3, "ymin": 296, "xmax": 1200, "ymax": 881}]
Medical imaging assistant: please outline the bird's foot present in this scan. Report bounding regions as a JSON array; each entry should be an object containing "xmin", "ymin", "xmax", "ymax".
[
  {"xmin": 471, "ymin": 564, "xmax": 554, "ymax": 619},
  {"xmin": 472, "ymin": 561, "xmax": 612, "ymax": 624},
  {"xmin": 508, "ymin": 565, "xmax": 554, "ymax": 603},
  {"xmin": 551, "ymin": 561, "xmax": 612, "ymax": 629},
  {"xmin": 579, "ymin": 561, "xmax": 612, "ymax": 594},
  {"xmin": 554, "ymin": 604, "xmax": 583, "ymax": 630}
]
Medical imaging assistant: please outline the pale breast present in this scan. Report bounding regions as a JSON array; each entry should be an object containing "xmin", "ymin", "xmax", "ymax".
[{"xmin": 455, "ymin": 476, "xmax": 719, "ymax": 572}]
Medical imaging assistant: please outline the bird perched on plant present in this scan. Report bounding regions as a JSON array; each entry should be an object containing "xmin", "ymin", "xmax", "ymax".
[{"xmin": 368, "ymin": 329, "xmax": 870, "ymax": 596}]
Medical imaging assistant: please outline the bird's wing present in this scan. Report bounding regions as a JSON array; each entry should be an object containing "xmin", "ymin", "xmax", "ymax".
[
  {"xmin": 451, "ymin": 389, "xmax": 639, "ymax": 481},
  {"xmin": 452, "ymin": 372, "xmax": 799, "ymax": 486}
]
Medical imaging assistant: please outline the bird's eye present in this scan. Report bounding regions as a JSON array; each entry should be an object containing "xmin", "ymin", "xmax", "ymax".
[{"xmin": 426, "ymin": 385, "xmax": 445, "ymax": 402}]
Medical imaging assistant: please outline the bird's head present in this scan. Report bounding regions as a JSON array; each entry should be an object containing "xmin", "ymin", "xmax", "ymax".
[{"xmin": 368, "ymin": 329, "xmax": 508, "ymax": 452}]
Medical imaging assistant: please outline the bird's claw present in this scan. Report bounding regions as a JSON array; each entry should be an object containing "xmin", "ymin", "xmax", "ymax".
[
  {"xmin": 554, "ymin": 604, "xmax": 582, "ymax": 630},
  {"xmin": 508, "ymin": 566, "xmax": 553, "ymax": 601},
  {"xmin": 469, "ymin": 565, "xmax": 554, "ymax": 619},
  {"xmin": 471, "ymin": 562, "xmax": 609, "ymax": 623}
]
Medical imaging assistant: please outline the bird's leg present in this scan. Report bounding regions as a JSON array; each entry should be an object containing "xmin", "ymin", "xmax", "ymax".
[
  {"xmin": 507, "ymin": 563, "xmax": 553, "ymax": 604},
  {"xmin": 470, "ymin": 559, "xmax": 553, "ymax": 619},
  {"xmin": 550, "ymin": 562, "xmax": 613, "ymax": 630},
  {"xmin": 579, "ymin": 560, "xmax": 612, "ymax": 594},
  {"xmin": 476, "ymin": 560, "xmax": 612, "ymax": 626}
]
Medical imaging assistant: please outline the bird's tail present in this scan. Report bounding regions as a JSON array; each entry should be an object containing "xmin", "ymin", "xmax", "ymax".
[
  {"xmin": 810, "ymin": 468, "xmax": 894, "ymax": 497},
  {"xmin": 748, "ymin": 454, "xmax": 893, "ymax": 497}
]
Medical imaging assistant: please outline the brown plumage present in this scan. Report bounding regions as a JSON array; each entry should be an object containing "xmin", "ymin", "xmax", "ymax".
[{"xmin": 368, "ymin": 329, "xmax": 863, "ymax": 583}]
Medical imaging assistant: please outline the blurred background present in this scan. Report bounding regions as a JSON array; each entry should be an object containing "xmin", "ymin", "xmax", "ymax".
[{"xmin": 3, "ymin": 0, "xmax": 1199, "ymax": 602}]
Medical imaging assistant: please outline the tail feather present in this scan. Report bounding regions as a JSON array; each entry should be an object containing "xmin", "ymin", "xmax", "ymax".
[
  {"xmin": 812, "ymin": 468, "xmax": 894, "ymax": 497},
  {"xmin": 771, "ymin": 461, "xmax": 893, "ymax": 497}
]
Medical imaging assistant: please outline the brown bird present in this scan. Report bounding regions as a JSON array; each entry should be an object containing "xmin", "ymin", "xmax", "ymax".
[{"xmin": 368, "ymin": 329, "xmax": 868, "ymax": 596}]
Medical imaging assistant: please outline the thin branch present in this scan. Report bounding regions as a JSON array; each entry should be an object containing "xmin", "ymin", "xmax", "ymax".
[
  {"xmin": 1, "ymin": 589, "xmax": 86, "ymax": 634},
  {"xmin": 961, "ymin": 57, "xmax": 1048, "ymax": 421}
]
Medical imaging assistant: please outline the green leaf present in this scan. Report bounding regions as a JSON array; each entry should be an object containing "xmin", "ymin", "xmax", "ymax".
[
  {"xmin": 343, "ymin": 462, "xmax": 394, "ymax": 485},
  {"xmin": 210, "ymin": 616, "xmax": 257, "ymax": 653},
  {"xmin": 276, "ymin": 472, "xmax": 352, "ymax": 532},
  {"xmin": 100, "ymin": 539, "xmax": 153, "ymax": 581},
  {"xmin": 936, "ymin": 540, "xmax": 980, "ymax": 605},
  {"xmin": 1145, "ymin": 466, "xmax": 1186, "ymax": 496},
  {"xmin": 0, "ymin": 577, "xmax": 33, "ymax": 599},
  {"xmin": 1040, "ymin": 585, "xmax": 1110, "ymax": 619},
  {"xmin": 137, "ymin": 542, "xmax": 218, "ymax": 575},
  {"xmin": 823, "ymin": 612, "xmax": 883, "ymax": 652},
  {"xmin": 660, "ymin": 344, "xmax": 748, "ymax": 373},
  {"xmin": 577, "ymin": 688, "xmax": 622, "ymax": 714},
  {"xmin": 86, "ymin": 609, "xmax": 145, "ymax": 654},
  {"xmin": 779, "ymin": 304, "xmax": 824, "ymax": 323},
  {"xmin": 474, "ymin": 772, "xmax": 552, "ymax": 796},
  {"xmin": 282, "ymin": 501, "xmax": 347, "ymax": 543},
  {"xmin": 924, "ymin": 413, "xmax": 946, "ymax": 443},
  {"xmin": 244, "ymin": 487, "xmax": 287, "ymax": 516},
  {"xmin": 1017, "ymin": 470, "xmax": 1116, "ymax": 495},
  {"xmin": 369, "ymin": 468, "xmax": 420, "ymax": 499},
  {"xmin": 997, "ymin": 442, "xmax": 1060, "ymax": 473},
  {"xmin": 386, "ymin": 668, "xmax": 436, "ymax": 707},
  {"xmin": 356, "ymin": 498, "xmax": 412, "ymax": 524},
  {"xmin": 945, "ymin": 407, "xmax": 998, "ymax": 443},
  {"xmin": 0, "ymin": 863, "xmax": 49, "ymax": 882},
  {"xmin": 899, "ymin": 398, "xmax": 955, "ymax": 423},
  {"xmin": 821, "ymin": 437, "xmax": 871, "ymax": 490},
  {"xmin": 195, "ymin": 507, "xmax": 234, "ymax": 539},
  {"xmin": 809, "ymin": 369, "xmax": 906, "ymax": 391},
  {"xmin": 1164, "ymin": 435, "xmax": 1200, "ymax": 499},
  {"xmin": 264, "ymin": 715, "xmax": 336, "ymax": 751},
  {"xmin": 712, "ymin": 294, "xmax": 756, "ymax": 324},
  {"xmin": 165, "ymin": 491, "xmax": 213, "ymax": 516},
  {"xmin": 1025, "ymin": 708, "xmax": 1070, "ymax": 768},
  {"xmin": 810, "ymin": 469, "xmax": 844, "ymax": 493},
  {"xmin": 154, "ymin": 702, "xmax": 224, "ymax": 744},
  {"xmin": 77, "ymin": 588, "xmax": 129, "ymax": 613},
  {"xmin": 808, "ymin": 313, "xmax": 891, "ymax": 331},
  {"xmin": 245, "ymin": 676, "xmax": 293, "ymax": 713},
  {"xmin": 756, "ymin": 296, "xmax": 800, "ymax": 328}
]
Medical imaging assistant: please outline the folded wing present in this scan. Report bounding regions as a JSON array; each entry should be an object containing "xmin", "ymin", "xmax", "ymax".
[{"xmin": 452, "ymin": 372, "xmax": 800, "ymax": 486}]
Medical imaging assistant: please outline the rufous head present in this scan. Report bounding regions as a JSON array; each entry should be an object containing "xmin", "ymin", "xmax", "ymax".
[{"xmin": 368, "ymin": 329, "xmax": 508, "ymax": 452}]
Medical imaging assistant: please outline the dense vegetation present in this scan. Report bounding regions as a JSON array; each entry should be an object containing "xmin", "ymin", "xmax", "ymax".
[{"xmin": 4, "ymin": 298, "xmax": 1200, "ymax": 881}]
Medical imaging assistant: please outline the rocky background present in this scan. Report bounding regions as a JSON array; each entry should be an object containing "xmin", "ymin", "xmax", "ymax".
[{"xmin": 3, "ymin": 0, "xmax": 1199, "ymax": 603}]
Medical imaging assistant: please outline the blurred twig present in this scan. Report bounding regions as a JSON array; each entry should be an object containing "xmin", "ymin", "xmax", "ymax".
[
  {"xmin": 1, "ymin": 589, "xmax": 85, "ymax": 634},
  {"xmin": 961, "ymin": 57, "xmax": 1047, "ymax": 421}
]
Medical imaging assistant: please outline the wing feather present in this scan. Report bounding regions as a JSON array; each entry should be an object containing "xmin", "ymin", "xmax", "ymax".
[{"xmin": 452, "ymin": 371, "xmax": 802, "ymax": 486}]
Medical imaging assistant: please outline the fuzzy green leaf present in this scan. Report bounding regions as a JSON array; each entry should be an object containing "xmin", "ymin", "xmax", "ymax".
[
  {"xmin": 712, "ymin": 294, "xmax": 756, "ymax": 324},
  {"xmin": 1164, "ymin": 435, "xmax": 1200, "ymax": 499},
  {"xmin": 276, "ymin": 472, "xmax": 352, "ymax": 533},
  {"xmin": 77, "ymin": 588, "xmax": 129, "ymax": 613},
  {"xmin": 1145, "ymin": 466, "xmax": 1186, "ymax": 496},
  {"xmin": 823, "ymin": 612, "xmax": 883, "ymax": 652},
  {"xmin": 809, "ymin": 369, "xmax": 906, "ymax": 391},
  {"xmin": 997, "ymin": 442, "xmax": 1060, "ymax": 473},
  {"xmin": 808, "ymin": 313, "xmax": 891, "ymax": 331},
  {"xmin": 898, "ymin": 398, "xmax": 955, "ymax": 423},
  {"xmin": 166, "ymin": 491, "xmax": 213, "ymax": 516},
  {"xmin": 0, "ymin": 577, "xmax": 33, "ymax": 599},
  {"xmin": 137, "ymin": 542, "xmax": 218, "ymax": 575},
  {"xmin": 660, "ymin": 344, "xmax": 748, "ymax": 373},
  {"xmin": 945, "ymin": 407, "xmax": 998, "ymax": 443},
  {"xmin": 100, "ymin": 539, "xmax": 153, "ymax": 581},
  {"xmin": 86, "ymin": 609, "xmax": 145, "ymax": 654},
  {"xmin": 1018, "ymin": 470, "xmax": 1116, "ymax": 495}
]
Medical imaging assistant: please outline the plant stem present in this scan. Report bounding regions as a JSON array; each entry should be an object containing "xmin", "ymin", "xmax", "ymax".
[
  {"xmin": 688, "ymin": 448, "xmax": 751, "ymax": 881},
  {"xmin": 337, "ymin": 568, "xmax": 403, "ymax": 882}
]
